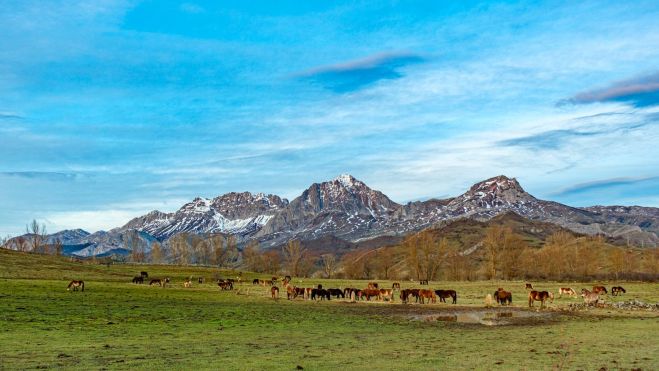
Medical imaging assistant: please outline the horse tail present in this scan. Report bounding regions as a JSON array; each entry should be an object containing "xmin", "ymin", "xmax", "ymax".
[
  {"xmin": 81, "ymin": 281, "xmax": 85, "ymax": 292},
  {"xmin": 454, "ymin": 292, "xmax": 457, "ymax": 304}
]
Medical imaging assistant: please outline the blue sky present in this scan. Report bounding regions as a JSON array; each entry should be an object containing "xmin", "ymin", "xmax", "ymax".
[{"xmin": 1, "ymin": 0, "xmax": 659, "ymax": 235}]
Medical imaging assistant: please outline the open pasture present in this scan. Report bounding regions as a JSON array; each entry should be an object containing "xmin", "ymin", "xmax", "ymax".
[{"xmin": 0, "ymin": 250, "xmax": 657, "ymax": 370}]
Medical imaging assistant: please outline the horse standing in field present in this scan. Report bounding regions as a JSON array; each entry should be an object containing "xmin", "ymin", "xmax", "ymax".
[
  {"xmin": 198, "ymin": 277, "xmax": 203, "ymax": 284},
  {"xmin": 525, "ymin": 283, "xmax": 534, "ymax": 290},
  {"xmin": 311, "ymin": 289, "xmax": 330, "ymax": 301},
  {"xmin": 67, "ymin": 280, "xmax": 84, "ymax": 292},
  {"xmin": 360, "ymin": 289, "xmax": 381, "ymax": 301},
  {"xmin": 132, "ymin": 276, "xmax": 144, "ymax": 284},
  {"xmin": 592, "ymin": 286, "xmax": 608, "ymax": 295},
  {"xmin": 418, "ymin": 289, "xmax": 436, "ymax": 304},
  {"xmin": 271, "ymin": 286, "xmax": 279, "ymax": 299},
  {"xmin": 392, "ymin": 282, "xmax": 401, "ymax": 290},
  {"xmin": 379, "ymin": 289, "xmax": 394, "ymax": 302},
  {"xmin": 494, "ymin": 289, "xmax": 512, "ymax": 305},
  {"xmin": 419, "ymin": 279, "xmax": 429, "ymax": 285},
  {"xmin": 435, "ymin": 289, "xmax": 457, "ymax": 304},
  {"xmin": 558, "ymin": 287, "xmax": 577, "ymax": 297},
  {"xmin": 150, "ymin": 278, "xmax": 170, "ymax": 287},
  {"xmin": 140, "ymin": 271, "xmax": 148, "ymax": 278},
  {"xmin": 286, "ymin": 285, "xmax": 299, "ymax": 300},
  {"xmin": 528, "ymin": 290, "xmax": 553, "ymax": 308},
  {"xmin": 581, "ymin": 289, "xmax": 600, "ymax": 305},
  {"xmin": 611, "ymin": 286, "xmax": 626, "ymax": 296},
  {"xmin": 218, "ymin": 281, "xmax": 233, "ymax": 290},
  {"xmin": 183, "ymin": 279, "xmax": 192, "ymax": 288},
  {"xmin": 367, "ymin": 282, "xmax": 379, "ymax": 290},
  {"xmin": 327, "ymin": 288, "xmax": 345, "ymax": 299}
]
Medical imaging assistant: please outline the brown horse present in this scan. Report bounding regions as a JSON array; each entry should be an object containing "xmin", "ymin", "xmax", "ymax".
[
  {"xmin": 379, "ymin": 289, "xmax": 394, "ymax": 301},
  {"xmin": 494, "ymin": 289, "xmax": 512, "ymax": 305},
  {"xmin": 183, "ymin": 279, "xmax": 192, "ymax": 288},
  {"xmin": 392, "ymin": 282, "xmax": 401, "ymax": 290},
  {"xmin": 140, "ymin": 271, "xmax": 148, "ymax": 278},
  {"xmin": 327, "ymin": 288, "xmax": 345, "ymax": 299},
  {"xmin": 367, "ymin": 282, "xmax": 379, "ymax": 290},
  {"xmin": 581, "ymin": 289, "xmax": 599, "ymax": 305},
  {"xmin": 286, "ymin": 285, "xmax": 299, "ymax": 300},
  {"xmin": 360, "ymin": 289, "xmax": 381, "ymax": 301},
  {"xmin": 528, "ymin": 290, "xmax": 553, "ymax": 308},
  {"xmin": 611, "ymin": 286, "xmax": 626, "ymax": 296},
  {"xmin": 132, "ymin": 276, "xmax": 144, "ymax": 284},
  {"xmin": 149, "ymin": 278, "xmax": 170, "ymax": 287},
  {"xmin": 525, "ymin": 283, "xmax": 534, "ymax": 290},
  {"xmin": 419, "ymin": 279, "xmax": 429, "ymax": 285},
  {"xmin": 435, "ymin": 289, "xmax": 457, "ymax": 304},
  {"xmin": 67, "ymin": 280, "xmax": 84, "ymax": 292},
  {"xmin": 198, "ymin": 277, "xmax": 204, "ymax": 284},
  {"xmin": 558, "ymin": 287, "xmax": 577, "ymax": 297},
  {"xmin": 218, "ymin": 281, "xmax": 233, "ymax": 290},
  {"xmin": 418, "ymin": 289, "xmax": 436, "ymax": 304},
  {"xmin": 592, "ymin": 286, "xmax": 608, "ymax": 295},
  {"xmin": 271, "ymin": 286, "xmax": 279, "ymax": 299}
]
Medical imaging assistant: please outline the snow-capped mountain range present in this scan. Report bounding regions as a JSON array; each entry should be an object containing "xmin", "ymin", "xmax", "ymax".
[{"xmin": 6, "ymin": 174, "xmax": 659, "ymax": 256}]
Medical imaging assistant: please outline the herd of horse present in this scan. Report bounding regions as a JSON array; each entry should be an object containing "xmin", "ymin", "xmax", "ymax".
[{"xmin": 66, "ymin": 273, "xmax": 628, "ymax": 309}]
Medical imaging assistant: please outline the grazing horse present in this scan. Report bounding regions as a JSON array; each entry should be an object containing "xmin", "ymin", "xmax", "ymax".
[
  {"xmin": 343, "ymin": 288, "xmax": 360, "ymax": 300},
  {"xmin": 379, "ymin": 289, "xmax": 394, "ymax": 301},
  {"xmin": 435, "ymin": 289, "xmax": 457, "ymax": 304},
  {"xmin": 184, "ymin": 279, "xmax": 192, "ymax": 288},
  {"xmin": 418, "ymin": 289, "xmax": 436, "ymax": 304},
  {"xmin": 592, "ymin": 286, "xmax": 608, "ymax": 295},
  {"xmin": 253, "ymin": 278, "xmax": 260, "ymax": 285},
  {"xmin": 140, "ymin": 271, "xmax": 148, "ymax": 278},
  {"xmin": 286, "ymin": 285, "xmax": 299, "ymax": 300},
  {"xmin": 271, "ymin": 286, "xmax": 279, "ymax": 299},
  {"xmin": 611, "ymin": 286, "xmax": 626, "ymax": 296},
  {"xmin": 218, "ymin": 281, "xmax": 233, "ymax": 290},
  {"xmin": 581, "ymin": 289, "xmax": 599, "ymax": 305},
  {"xmin": 528, "ymin": 290, "xmax": 552, "ymax": 308},
  {"xmin": 367, "ymin": 282, "xmax": 379, "ymax": 290},
  {"xmin": 311, "ymin": 289, "xmax": 330, "ymax": 301},
  {"xmin": 304, "ymin": 287, "xmax": 313, "ymax": 300},
  {"xmin": 525, "ymin": 283, "xmax": 534, "ymax": 290},
  {"xmin": 494, "ymin": 289, "xmax": 512, "ymax": 305},
  {"xmin": 198, "ymin": 277, "xmax": 203, "ymax": 284},
  {"xmin": 392, "ymin": 282, "xmax": 401, "ymax": 290},
  {"xmin": 262, "ymin": 280, "xmax": 274, "ymax": 287},
  {"xmin": 150, "ymin": 278, "xmax": 170, "ymax": 287},
  {"xmin": 558, "ymin": 287, "xmax": 577, "ymax": 297},
  {"xmin": 419, "ymin": 279, "xmax": 429, "ymax": 285},
  {"xmin": 327, "ymin": 288, "xmax": 345, "ymax": 299},
  {"xmin": 360, "ymin": 289, "xmax": 381, "ymax": 301},
  {"xmin": 67, "ymin": 280, "xmax": 84, "ymax": 292},
  {"xmin": 132, "ymin": 276, "xmax": 144, "ymax": 284}
]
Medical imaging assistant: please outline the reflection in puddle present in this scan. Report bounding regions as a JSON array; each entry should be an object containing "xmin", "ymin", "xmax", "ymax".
[{"xmin": 416, "ymin": 310, "xmax": 551, "ymax": 326}]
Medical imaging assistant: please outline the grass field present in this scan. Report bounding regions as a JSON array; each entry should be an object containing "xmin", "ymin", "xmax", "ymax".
[{"xmin": 0, "ymin": 249, "xmax": 657, "ymax": 370}]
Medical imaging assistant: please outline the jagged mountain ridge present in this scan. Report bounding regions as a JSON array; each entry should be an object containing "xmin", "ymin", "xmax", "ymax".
[{"xmin": 5, "ymin": 174, "xmax": 659, "ymax": 256}]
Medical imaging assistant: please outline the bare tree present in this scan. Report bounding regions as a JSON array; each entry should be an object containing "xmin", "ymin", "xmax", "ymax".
[
  {"xmin": 150, "ymin": 241, "xmax": 163, "ymax": 264},
  {"xmin": 321, "ymin": 254, "xmax": 337, "ymax": 279},
  {"xmin": 282, "ymin": 240, "xmax": 306, "ymax": 276},
  {"xmin": 54, "ymin": 238, "xmax": 63, "ymax": 256},
  {"xmin": 27, "ymin": 219, "xmax": 47, "ymax": 254},
  {"xmin": 169, "ymin": 233, "xmax": 190, "ymax": 265},
  {"xmin": 128, "ymin": 230, "xmax": 146, "ymax": 263},
  {"xmin": 405, "ymin": 231, "xmax": 446, "ymax": 281}
]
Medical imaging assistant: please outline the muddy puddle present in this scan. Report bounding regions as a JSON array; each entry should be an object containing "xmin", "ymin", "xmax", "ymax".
[{"xmin": 413, "ymin": 309, "xmax": 554, "ymax": 326}]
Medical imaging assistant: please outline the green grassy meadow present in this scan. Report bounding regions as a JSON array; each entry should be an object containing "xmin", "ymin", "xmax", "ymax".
[{"xmin": 0, "ymin": 249, "xmax": 657, "ymax": 370}]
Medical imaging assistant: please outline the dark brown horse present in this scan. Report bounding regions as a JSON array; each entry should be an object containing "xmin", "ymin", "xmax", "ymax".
[
  {"xmin": 67, "ymin": 280, "xmax": 84, "ymax": 292},
  {"xmin": 435, "ymin": 289, "xmax": 457, "ymax": 304},
  {"xmin": 286, "ymin": 285, "xmax": 299, "ymax": 300},
  {"xmin": 327, "ymin": 288, "xmax": 345, "ymax": 299},
  {"xmin": 132, "ymin": 276, "xmax": 144, "ymax": 284},
  {"xmin": 419, "ymin": 279, "xmax": 429, "ymax": 285},
  {"xmin": 528, "ymin": 290, "xmax": 553, "ymax": 308},
  {"xmin": 418, "ymin": 289, "xmax": 436, "ymax": 304},
  {"xmin": 592, "ymin": 286, "xmax": 608, "ymax": 295},
  {"xmin": 271, "ymin": 286, "xmax": 279, "ymax": 299},
  {"xmin": 218, "ymin": 281, "xmax": 233, "ymax": 290},
  {"xmin": 198, "ymin": 277, "xmax": 204, "ymax": 284},
  {"xmin": 392, "ymin": 282, "xmax": 401, "ymax": 290},
  {"xmin": 611, "ymin": 286, "xmax": 626, "ymax": 296},
  {"xmin": 311, "ymin": 289, "xmax": 330, "ymax": 300},
  {"xmin": 140, "ymin": 271, "xmax": 148, "ymax": 278},
  {"xmin": 525, "ymin": 283, "xmax": 534, "ymax": 290},
  {"xmin": 494, "ymin": 289, "xmax": 512, "ymax": 305},
  {"xmin": 253, "ymin": 278, "xmax": 261, "ymax": 285}
]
